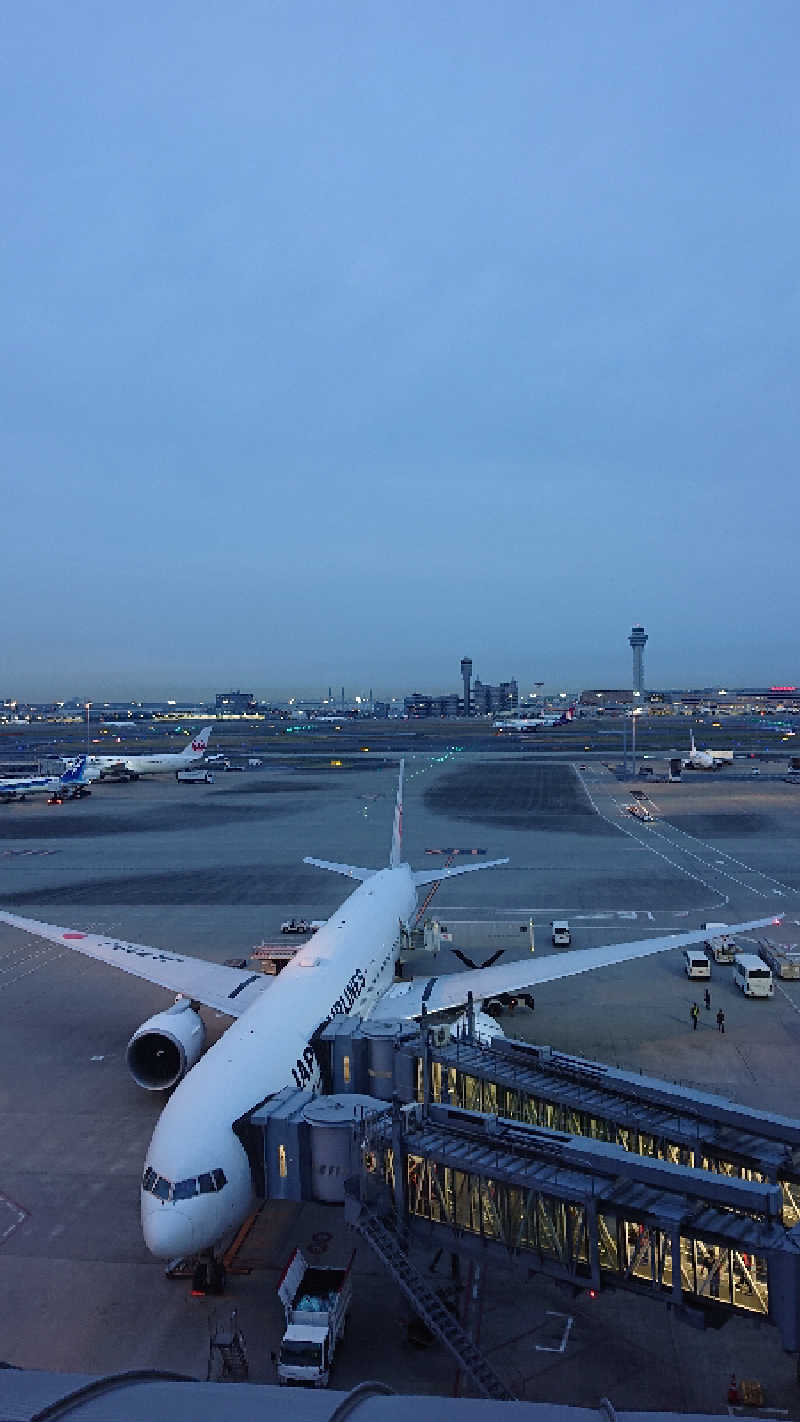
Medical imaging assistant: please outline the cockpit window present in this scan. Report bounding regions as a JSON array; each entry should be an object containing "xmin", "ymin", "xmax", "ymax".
[{"xmin": 143, "ymin": 1167, "xmax": 228, "ymax": 1200}]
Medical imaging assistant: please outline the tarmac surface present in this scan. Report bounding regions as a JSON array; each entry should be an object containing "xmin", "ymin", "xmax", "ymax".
[{"xmin": 2, "ymin": 753, "xmax": 800, "ymax": 1410}]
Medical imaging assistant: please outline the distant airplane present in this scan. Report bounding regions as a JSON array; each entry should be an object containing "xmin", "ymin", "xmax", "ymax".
[
  {"xmin": 0, "ymin": 756, "xmax": 91, "ymax": 803},
  {"xmin": 683, "ymin": 731, "xmax": 730, "ymax": 771},
  {"xmin": 87, "ymin": 726, "xmax": 213, "ymax": 780},
  {"xmin": 494, "ymin": 706, "xmax": 575, "ymax": 731},
  {"xmin": 0, "ymin": 761, "xmax": 777, "ymax": 1272}
]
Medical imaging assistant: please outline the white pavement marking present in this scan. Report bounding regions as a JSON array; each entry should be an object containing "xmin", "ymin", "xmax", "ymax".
[
  {"xmin": 575, "ymin": 769, "xmax": 729, "ymax": 907},
  {"xmin": 645, "ymin": 826, "xmax": 769, "ymax": 898},
  {"xmin": 0, "ymin": 1193, "xmax": 27, "ymax": 1244},
  {"xmin": 651, "ymin": 818, "xmax": 798, "ymax": 898},
  {"xmin": 775, "ymin": 981, "xmax": 800, "ymax": 1017}
]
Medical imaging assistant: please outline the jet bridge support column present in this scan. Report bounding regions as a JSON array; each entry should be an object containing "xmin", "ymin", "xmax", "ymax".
[
  {"xmin": 585, "ymin": 1196, "xmax": 602, "ymax": 1291},
  {"xmin": 391, "ymin": 1094, "xmax": 408, "ymax": 1224}
]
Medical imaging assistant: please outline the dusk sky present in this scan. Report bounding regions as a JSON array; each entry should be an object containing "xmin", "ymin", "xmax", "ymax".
[{"xmin": 2, "ymin": 2, "xmax": 797, "ymax": 700}]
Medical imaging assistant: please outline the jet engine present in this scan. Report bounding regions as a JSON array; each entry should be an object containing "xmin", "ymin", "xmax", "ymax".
[{"xmin": 126, "ymin": 998, "xmax": 206, "ymax": 1090}]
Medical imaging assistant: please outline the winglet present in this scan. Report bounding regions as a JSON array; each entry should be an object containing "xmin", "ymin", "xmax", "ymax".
[{"xmin": 390, "ymin": 760, "xmax": 404, "ymax": 868}]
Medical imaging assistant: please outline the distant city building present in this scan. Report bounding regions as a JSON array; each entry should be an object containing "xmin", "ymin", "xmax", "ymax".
[
  {"xmin": 629, "ymin": 624, "xmax": 648, "ymax": 694},
  {"xmin": 579, "ymin": 689, "xmax": 637, "ymax": 711},
  {"xmin": 215, "ymin": 690, "xmax": 257, "ymax": 716},
  {"xmin": 404, "ymin": 692, "xmax": 461, "ymax": 719},
  {"xmin": 471, "ymin": 678, "xmax": 519, "ymax": 715},
  {"xmin": 460, "ymin": 657, "xmax": 473, "ymax": 717}
]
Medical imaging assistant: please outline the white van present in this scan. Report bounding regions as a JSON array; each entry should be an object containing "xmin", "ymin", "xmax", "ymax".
[
  {"xmin": 733, "ymin": 954, "xmax": 774, "ymax": 998},
  {"xmin": 551, "ymin": 921, "xmax": 571, "ymax": 947},
  {"xmin": 684, "ymin": 949, "xmax": 711, "ymax": 979}
]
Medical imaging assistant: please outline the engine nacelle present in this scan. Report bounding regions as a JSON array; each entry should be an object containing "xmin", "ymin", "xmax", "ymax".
[{"xmin": 126, "ymin": 999, "xmax": 206, "ymax": 1090}]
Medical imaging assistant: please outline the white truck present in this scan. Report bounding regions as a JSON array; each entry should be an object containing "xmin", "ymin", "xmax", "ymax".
[
  {"xmin": 551, "ymin": 920, "xmax": 571, "ymax": 947},
  {"xmin": 702, "ymin": 922, "xmax": 737, "ymax": 964},
  {"xmin": 276, "ymin": 1247, "xmax": 354, "ymax": 1387},
  {"xmin": 175, "ymin": 768, "xmax": 214, "ymax": 784}
]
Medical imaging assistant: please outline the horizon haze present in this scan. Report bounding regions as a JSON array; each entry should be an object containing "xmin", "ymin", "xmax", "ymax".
[{"xmin": 2, "ymin": 2, "xmax": 798, "ymax": 700}]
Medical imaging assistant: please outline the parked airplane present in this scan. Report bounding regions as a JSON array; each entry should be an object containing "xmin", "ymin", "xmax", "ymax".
[
  {"xmin": 684, "ymin": 731, "xmax": 730, "ymax": 771},
  {"xmin": 0, "ymin": 756, "xmax": 91, "ymax": 804},
  {"xmin": 494, "ymin": 706, "xmax": 575, "ymax": 731},
  {"xmin": 87, "ymin": 726, "xmax": 213, "ymax": 780},
  {"xmin": 0, "ymin": 762, "xmax": 777, "ymax": 1274}
]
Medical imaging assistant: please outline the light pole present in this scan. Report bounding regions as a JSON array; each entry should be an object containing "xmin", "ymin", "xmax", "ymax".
[
  {"xmin": 631, "ymin": 691, "xmax": 641, "ymax": 776},
  {"xmin": 85, "ymin": 702, "xmax": 91, "ymax": 756}
]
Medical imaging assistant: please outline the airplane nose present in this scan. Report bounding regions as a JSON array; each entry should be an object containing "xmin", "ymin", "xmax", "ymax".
[{"xmin": 141, "ymin": 1202, "xmax": 195, "ymax": 1259}]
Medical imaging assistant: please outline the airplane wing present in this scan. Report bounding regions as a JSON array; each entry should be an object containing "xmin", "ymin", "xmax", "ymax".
[
  {"xmin": 0, "ymin": 911, "xmax": 269, "ymax": 1016},
  {"xmin": 368, "ymin": 917, "xmax": 779, "ymax": 1022},
  {"xmin": 412, "ymin": 857, "xmax": 509, "ymax": 887}
]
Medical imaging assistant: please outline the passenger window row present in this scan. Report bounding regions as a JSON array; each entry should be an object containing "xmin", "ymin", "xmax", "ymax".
[{"xmin": 142, "ymin": 1165, "xmax": 227, "ymax": 1201}]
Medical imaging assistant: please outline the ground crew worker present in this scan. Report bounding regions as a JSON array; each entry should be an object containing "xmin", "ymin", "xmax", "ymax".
[
  {"xmin": 704, "ymin": 987, "xmax": 711, "ymax": 1010},
  {"xmin": 717, "ymin": 1008, "xmax": 725, "ymax": 1034},
  {"xmin": 691, "ymin": 1002, "xmax": 700, "ymax": 1030}
]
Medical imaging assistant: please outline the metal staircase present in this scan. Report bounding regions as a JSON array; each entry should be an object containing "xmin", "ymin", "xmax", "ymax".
[{"xmin": 352, "ymin": 1210, "xmax": 516, "ymax": 1401}]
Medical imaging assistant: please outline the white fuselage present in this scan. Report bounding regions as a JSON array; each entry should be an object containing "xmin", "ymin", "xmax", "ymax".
[
  {"xmin": 140, "ymin": 864, "xmax": 418, "ymax": 1260},
  {"xmin": 89, "ymin": 743, "xmax": 209, "ymax": 778},
  {"xmin": 0, "ymin": 773, "xmax": 64, "ymax": 797},
  {"xmin": 0, "ymin": 761, "xmax": 87, "ymax": 800}
]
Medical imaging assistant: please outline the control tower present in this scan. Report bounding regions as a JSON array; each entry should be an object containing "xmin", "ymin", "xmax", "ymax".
[
  {"xmin": 629, "ymin": 625, "xmax": 648, "ymax": 695},
  {"xmin": 460, "ymin": 657, "xmax": 472, "ymax": 717}
]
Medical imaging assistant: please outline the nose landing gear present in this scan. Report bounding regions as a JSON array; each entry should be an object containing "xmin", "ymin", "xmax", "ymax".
[{"xmin": 191, "ymin": 1250, "xmax": 226, "ymax": 1296}]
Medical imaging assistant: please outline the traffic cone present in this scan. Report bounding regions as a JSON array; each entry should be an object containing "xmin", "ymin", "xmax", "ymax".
[{"xmin": 728, "ymin": 1372, "xmax": 739, "ymax": 1404}]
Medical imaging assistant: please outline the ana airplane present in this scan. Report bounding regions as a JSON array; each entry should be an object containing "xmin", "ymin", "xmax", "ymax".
[
  {"xmin": 0, "ymin": 762, "xmax": 778, "ymax": 1276},
  {"xmin": 87, "ymin": 726, "xmax": 213, "ymax": 780},
  {"xmin": 494, "ymin": 706, "xmax": 575, "ymax": 731},
  {"xmin": 0, "ymin": 756, "xmax": 91, "ymax": 804},
  {"xmin": 684, "ymin": 731, "xmax": 730, "ymax": 771}
]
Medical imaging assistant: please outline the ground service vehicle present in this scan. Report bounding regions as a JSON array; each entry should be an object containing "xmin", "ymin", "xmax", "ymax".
[
  {"xmin": 684, "ymin": 949, "xmax": 711, "ymax": 979},
  {"xmin": 276, "ymin": 1247, "xmax": 354, "ymax": 1387},
  {"xmin": 702, "ymin": 923, "xmax": 737, "ymax": 963},
  {"xmin": 552, "ymin": 921, "xmax": 571, "ymax": 947},
  {"xmin": 281, "ymin": 918, "xmax": 313, "ymax": 935},
  {"xmin": 176, "ymin": 769, "xmax": 214, "ymax": 783},
  {"xmin": 734, "ymin": 955, "xmax": 774, "ymax": 998}
]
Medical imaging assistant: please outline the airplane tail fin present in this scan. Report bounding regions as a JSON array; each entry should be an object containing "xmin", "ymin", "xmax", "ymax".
[
  {"xmin": 186, "ymin": 726, "xmax": 213, "ymax": 757},
  {"xmin": 61, "ymin": 756, "xmax": 88, "ymax": 784},
  {"xmin": 390, "ymin": 760, "xmax": 404, "ymax": 868}
]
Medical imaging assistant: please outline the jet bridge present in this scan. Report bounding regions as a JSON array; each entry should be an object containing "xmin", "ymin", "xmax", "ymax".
[
  {"xmin": 347, "ymin": 1098, "xmax": 800, "ymax": 1350},
  {"xmin": 320, "ymin": 1017, "xmax": 800, "ymax": 1224},
  {"xmin": 248, "ymin": 1019, "xmax": 800, "ymax": 1353}
]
